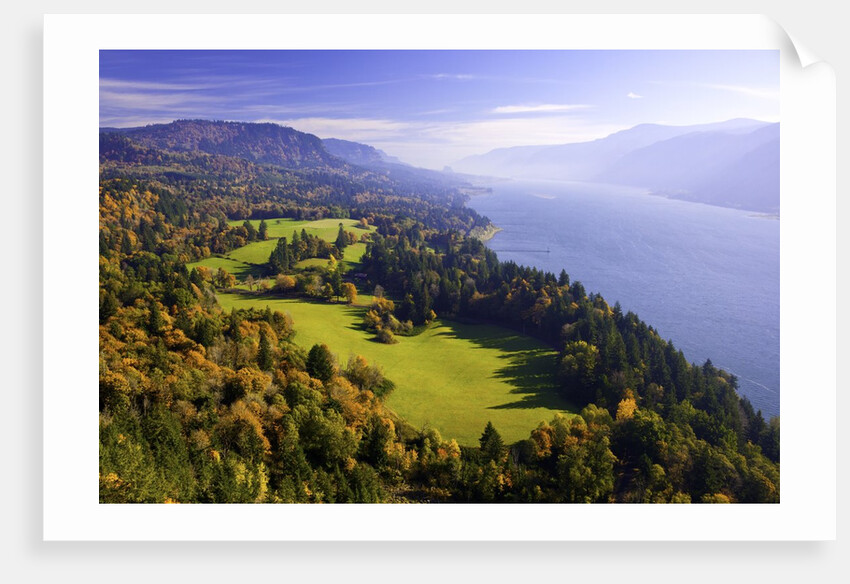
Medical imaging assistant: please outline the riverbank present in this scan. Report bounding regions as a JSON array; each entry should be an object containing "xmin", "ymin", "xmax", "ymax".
[{"xmin": 469, "ymin": 223, "xmax": 503, "ymax": 242}]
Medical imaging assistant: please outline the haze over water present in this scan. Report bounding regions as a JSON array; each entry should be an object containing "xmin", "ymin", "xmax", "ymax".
[{"xmin": 467, "ymin": 179, "xmax": 780, "ymax": 418}]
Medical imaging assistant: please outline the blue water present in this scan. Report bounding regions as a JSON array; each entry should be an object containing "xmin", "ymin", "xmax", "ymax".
[{"xmin": 466, "ymin": 179, "xmax": 779, "ymax": 418}]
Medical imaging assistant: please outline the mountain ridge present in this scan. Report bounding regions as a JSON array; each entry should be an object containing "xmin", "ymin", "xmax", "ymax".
[
  {"xmin": 453, "ymin": 119, "xmax": 779, "ymax": 213},
  {"xmin": 112, "ymin": 119, "xmax": 343, "ymax": 170}
]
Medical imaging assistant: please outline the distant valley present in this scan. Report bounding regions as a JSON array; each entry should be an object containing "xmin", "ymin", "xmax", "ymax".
[{"xmin": 453, "ymin": 119, "xmax": 779, "ymax": 214}]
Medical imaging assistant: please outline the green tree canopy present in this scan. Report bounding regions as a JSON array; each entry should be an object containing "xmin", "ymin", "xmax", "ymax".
[
  {"xmin": 306, "ymin": 343, "xmax": 336, "ymax": 383},
  {"xmin": 479, "ymin": 421, "xmax": 505, "ymax": 462}
]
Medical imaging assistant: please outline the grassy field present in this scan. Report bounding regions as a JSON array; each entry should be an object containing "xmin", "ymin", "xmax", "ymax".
[
  {"xmin": 188, "ymin": 217, "xmax": 376, "ymax": 274},
  {"xmin": 185, "ymin": 256, "xmax": 261, "ymax": 280},
  {"xmin": 216, "ymin": 291, "xmax": 576, "ymax": 445}
]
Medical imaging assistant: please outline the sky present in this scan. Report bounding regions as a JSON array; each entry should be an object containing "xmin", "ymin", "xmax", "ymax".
[{"xmin": 100, "ymin": 50, "xmax": 779, "ymax": 169}]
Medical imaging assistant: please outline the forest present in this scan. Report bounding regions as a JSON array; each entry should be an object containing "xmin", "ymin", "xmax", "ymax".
[{"xmin": 99, "ymin": 120, "xmax": 779, "ymax": 503}]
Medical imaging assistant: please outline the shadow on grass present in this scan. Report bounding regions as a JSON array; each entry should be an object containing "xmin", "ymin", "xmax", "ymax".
[
  {"xmin": 434, "ymin": 320, "xmax": 577, "ymax": 413},
  {"xmin": 218, "ymin": 259, "xmax": 267, "ymax": 281}
]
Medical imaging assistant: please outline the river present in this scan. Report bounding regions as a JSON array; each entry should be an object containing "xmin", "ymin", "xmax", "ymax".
[{"xmin": 466, "ymin": 179, "xmax": 780, "ymax": 418}]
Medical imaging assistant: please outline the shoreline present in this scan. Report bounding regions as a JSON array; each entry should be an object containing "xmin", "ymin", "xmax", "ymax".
[{"xmin": 469, "ymin": 223, "xmax": 503, "ymax": 242}]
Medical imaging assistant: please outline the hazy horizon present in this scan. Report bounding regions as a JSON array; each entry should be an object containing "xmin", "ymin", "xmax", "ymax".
[{"xmin": 100, "ymin": 50, "xmax": 779, "ymax": 169}]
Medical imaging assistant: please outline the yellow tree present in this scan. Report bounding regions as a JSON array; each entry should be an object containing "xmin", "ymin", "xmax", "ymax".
[
  {"xmin": 341, "ymin": 282, "xmax": 358, "ymax": 304},
  {"xmin": 215, "ymin": 267, "xmax": 236, "ymax": 288}
]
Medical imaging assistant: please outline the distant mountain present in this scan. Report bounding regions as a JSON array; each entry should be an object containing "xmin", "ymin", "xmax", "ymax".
[
  {"xmin": 453, "ymin": 119, "xmax": 778, "ymax": 213},
  {"xmin": 597, "ymin": 123, "xmax": 779, "ymax": 212},
  {"xmin": 322, "ymin": 138, "xmax": 406, "ymax": 167},
  {"xmin": 672, "ymin": 133, "xmax": 779, "ymax": 212},
  {"xmin": 322, "ymin": 137, "xmax": 472, "ymax": 194},
  {"xmin": 454, "ymin": 119, "xmax": 769, "ymax": 180},
  {"xmin": 115, "ymin": 119, "xmax": 342, "ymax": 169}
]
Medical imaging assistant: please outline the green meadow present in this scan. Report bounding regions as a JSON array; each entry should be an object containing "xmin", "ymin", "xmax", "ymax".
[
  {"xmin": 185, "ymin": 256, "xmax": 260, "ymax": 280},
  {"xmin": 216, "ymin": 292, "xmax": 576, "ymax": 445},
  {"xmin": 188, "ymin": 217, "xmax": 375, "ymax": 276},
  {"xmin": 191, "ymin": 216, "xmax": 575, "ymax": 445}
]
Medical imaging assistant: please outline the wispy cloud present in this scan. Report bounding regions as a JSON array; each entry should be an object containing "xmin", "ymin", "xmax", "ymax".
[
  {"xmin": 702, "ymin": 84, "xmax": 779, "ymax": 100},
  {"xmin": 423, "ymin": 73, "xmax": 476, "ymax": 80},
  {"xmin": 413, "ymin": 108, "xmax": 456, "ymax": 116},
  {"xmin": 491, "ymin": 104, "xmax": 592, "ymax": 115},
  {"xmin": 99, "ymin": 90, "xmax": 226, "ymax": 111},
  {"xmin": 100, "ymin": 78, "xmax": 216, "ymax": 91},
  {"xmin": 275, "ymin": 79, "xmax": 401, "ymax": 93},
  {"xmin": 627, "ymin": 92, "xmax": 643, "ymax": 99}
]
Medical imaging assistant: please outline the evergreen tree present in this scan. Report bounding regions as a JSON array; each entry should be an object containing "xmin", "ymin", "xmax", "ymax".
[
  {"xmin": 243, "ymin": 220, "xmax": 258, "ymax": 241},
  {"xmin": 306, "ymin": 343, "xmax": 336, "ymax": 383},
  {"xmin": 99, "ymin": 230, "xmax": 111, "ymax": 256},
  {"xmin": 335, "ymin": 223, "xmax": 348, "ymax": 252},
  {"xmin": 148, "ymin": 300, "xmax": 164, "ymax": 335},
  {"xmin": 120, "ymin": 231, "xmax": 133, "ymax": 255},
  {"xmin": 257, "ymin": 328, "xmax": 274, "ymax": 371},
  {"xmin": 258, "ymin": 219, "xmax": 268, "ymax": 240},
  {"xmin": 100, "ymin": 292, "xmax": 118, "ymax": 324},
  {"xmin": 269, "ymin": 237, "xmax": 290, "ymax": 274},
  {"xmin": 229, "ymin": 310, "xmax": 242, "ymax": 342},
  {"xmin": 479, "ymin": 421, "xmax": 505, "ymax": 462},
  {"xmin": 189, "ymin": 267, "xmax": 204, "ymax": 288},
  {"xmin": 291, "ymin": 230, "xmax": 301, "ymax": 261},
  {"xmin": 329, "ymin": 266, "xmax": 343, "ymax": 300},
  {"xmin": 415, "ymin": 285, "xmax": 432, "ymax": 325}
]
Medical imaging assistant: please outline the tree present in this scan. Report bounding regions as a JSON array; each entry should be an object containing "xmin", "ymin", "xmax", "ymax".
[
  {"xmin": 375, "ymin": 327, "xmax": 397, "ymax": 344},
  {"xmin": 558, "ymin": 340, "xmax": 599, "ymax": 404},
  {"xmin": 274, "ymin": 274, "xmax": 296, "ymax": 292},
  {"xmin": 228, "ymin": 310, "xmax": 242, "ymax": 342},
  {"xmin": 100, "ymin": 291, "xmax": 118, "ymax": 324},
  {"xmin": 328, "ymin": 261, "xmax": 343, "ymax": 299},
  {"xmin": 148, "ymin": 300, "xmax": 164, "ymax": 335},
  {"xmin": 258, "ymin": 219, "xmax": 268, "ymax": 240},
  {"xmin": 215, "ymin": 267, "xmax": 236, "ymax": 288},
  {"xmin": 335, "ymin": 223, "xmax": 348, "ymax": 251},
  {"xmin": 341, "ymin": 282, "xmax": 358, "ymax": 305},
  {"xmin": 555, "ymin": 433, "xmax": 617, "ymax": 503},
  {"xmin": 120, "ymin": 231, "xmax": 134, "ymax": 255},
  {"xmin": 243, "ymin": 220, "xmax": 258, "ymax": 241},
  {"xmin": 269, "ymin": 237, "xmax": 290, "ymax": 274},
  {"xmin": 306, "ymin": 343, "xmax": 336, "ymax": 383},
  {"xmin": 479, "ymin": 421, "xmax": 505, "ymax": 462},
  {"xmin": 257, "ymin": 327, "xmax": 274, "ymax": 371}
]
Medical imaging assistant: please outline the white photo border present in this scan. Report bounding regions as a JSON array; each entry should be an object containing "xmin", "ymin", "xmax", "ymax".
[{"xmin": 43, "ymin": 13, "xmax": 836, "ymax": 540}]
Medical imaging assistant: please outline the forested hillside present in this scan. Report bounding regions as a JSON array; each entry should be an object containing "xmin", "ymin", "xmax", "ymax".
[{"xmin": 99, "ymin": 121, "xmax": 779, "ymax": 503}]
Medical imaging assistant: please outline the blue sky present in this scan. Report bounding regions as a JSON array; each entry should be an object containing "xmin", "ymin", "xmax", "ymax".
[{"xmin": 100, "ymin": 50, "xmax": 779, "ymax": 169}]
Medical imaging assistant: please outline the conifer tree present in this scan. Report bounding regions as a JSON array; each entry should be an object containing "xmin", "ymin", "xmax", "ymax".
[
  {"xmin": 269, "ymin": 237, "xmax": 290, "ymax": 274},
  {"xmin": 335, "ymin": 223, "xmax": 348, "ymax": 251},
  {"xmin": 243, "ymin": 219, "xmax": 258, "ymax": 241},
  {"xmin": 148, "ymin": 300, "xmax": 164, "ymax": 335},
  {"xmin": 479, "ymin": 421, "xmax": 505, "ymax": 462},
  {"xmin": 306, "ymin": 343, "xmax": 335, "ymax": 383},
  {"xmin": 257, "ymin": 327, "xmax": 274, "ymax": 371}
]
